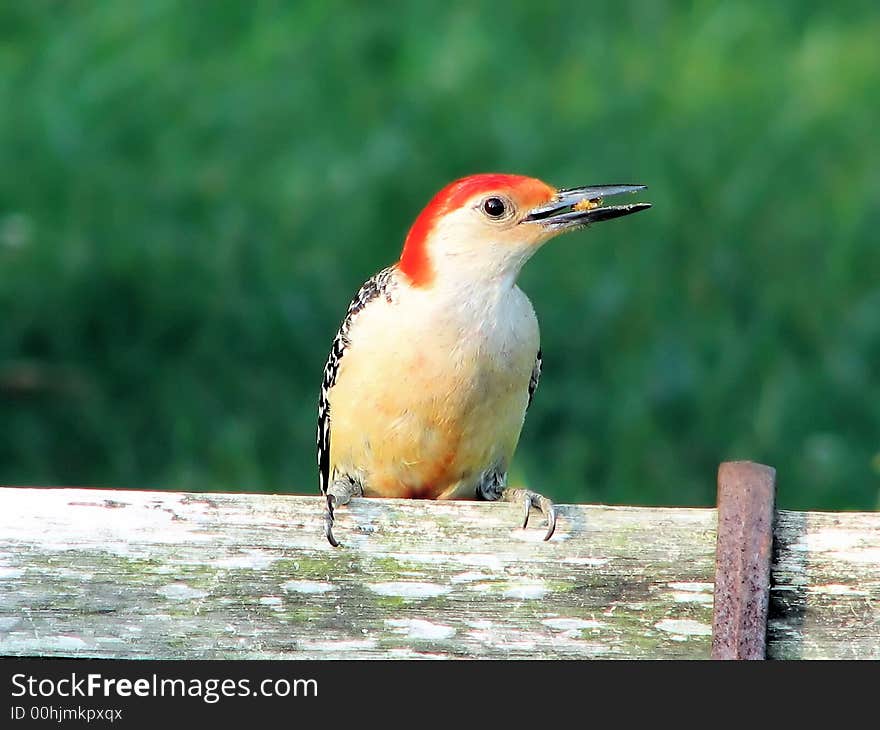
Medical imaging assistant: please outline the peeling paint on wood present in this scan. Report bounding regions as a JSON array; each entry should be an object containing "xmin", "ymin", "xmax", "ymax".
[{"xmin": 0, "ymin": 488, "xmax": 877, "ymax": 659}]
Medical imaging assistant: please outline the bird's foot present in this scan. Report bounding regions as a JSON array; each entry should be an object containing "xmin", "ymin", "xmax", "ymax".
[
  {"xmin": 323, "ymin": 477, "xmax": 363, "ymax": 547},
  {"xmin": 501, "ymin": 488, "xmax": 557, "ymax": 541}
]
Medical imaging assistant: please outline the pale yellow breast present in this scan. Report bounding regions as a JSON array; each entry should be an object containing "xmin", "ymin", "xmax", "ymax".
[{"xmin": 328, "ymin": 283, "xmax": 539, "ymax": 499}]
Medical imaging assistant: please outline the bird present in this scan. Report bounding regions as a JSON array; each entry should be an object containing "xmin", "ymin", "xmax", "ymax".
[{"xmin": 317, "ymin": 173, "xmax": 650, "ymax": 547}]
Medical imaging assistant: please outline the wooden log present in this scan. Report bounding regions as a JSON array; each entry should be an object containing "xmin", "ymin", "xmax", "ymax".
[
  {"xmin": 0, "ymin": 487, "xmax": 716, "ymax": 659},
  {"xmin": 0, "ymin": 487, "xmax": 877, "ymax": 659}
]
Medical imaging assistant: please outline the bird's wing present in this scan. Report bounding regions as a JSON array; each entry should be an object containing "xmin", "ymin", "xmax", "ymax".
[
  {"xmin": 527, "ymin": 348, "xmax": 542, "ymax": 411},
  {"xmin": 317, "ymin": 267, "xmax": 397, "ymax": 493}
]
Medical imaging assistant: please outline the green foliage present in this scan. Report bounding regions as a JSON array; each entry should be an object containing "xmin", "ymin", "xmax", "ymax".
[{"xmin": 1, "ymin": 1, "xmax": 878, "ymax": 509}]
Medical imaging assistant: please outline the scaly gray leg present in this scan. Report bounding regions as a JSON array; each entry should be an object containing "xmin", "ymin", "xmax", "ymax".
[
  {"xmin": 323, "ymin": 476, "xmax": 363, "ymax": 547},
  {"xmin": 476, "ymin": 469, "xmax": 557, "ymax": 541}
]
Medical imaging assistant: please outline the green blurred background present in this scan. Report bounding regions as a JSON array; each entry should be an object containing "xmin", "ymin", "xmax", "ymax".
[{"xmin": 1, "ymin": 1, "xmax": 878, "ymax": 511}]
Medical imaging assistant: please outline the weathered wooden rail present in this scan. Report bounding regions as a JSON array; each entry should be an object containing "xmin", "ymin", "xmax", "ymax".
[{"xmin": 0, "ymin": 474, "xmax": 878, "ymax": 659}]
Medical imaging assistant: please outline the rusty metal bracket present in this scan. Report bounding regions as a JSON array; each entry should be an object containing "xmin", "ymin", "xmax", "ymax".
[{"xmin": 711, "ymin": 460, "xmax": 777, "ymax": 659}]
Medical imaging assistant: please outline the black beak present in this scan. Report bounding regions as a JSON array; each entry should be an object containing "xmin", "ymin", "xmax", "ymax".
[{"xmin": 524, "ymin": 184, "xmax": 651, "ymax": 229}]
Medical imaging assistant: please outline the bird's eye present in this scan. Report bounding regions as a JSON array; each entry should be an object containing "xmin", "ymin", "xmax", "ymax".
[{"xmin": 482, "ymin": 197, "xmax": 506, "ymax": 218}]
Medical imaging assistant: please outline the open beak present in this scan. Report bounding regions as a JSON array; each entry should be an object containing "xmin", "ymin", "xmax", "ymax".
[{"xmin": 524, "ymin": 184, "xmax": 651, "ymax": 230}]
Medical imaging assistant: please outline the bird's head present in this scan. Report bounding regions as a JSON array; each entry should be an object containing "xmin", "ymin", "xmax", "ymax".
[{"xmin": 398, "ymin": 173, "xmax": 650, "ymax": 288}]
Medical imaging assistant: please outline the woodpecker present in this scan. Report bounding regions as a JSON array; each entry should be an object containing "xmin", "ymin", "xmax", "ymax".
[{"xmin": 318, "ymin": 174, "xmax": 650, "ymax": 546}]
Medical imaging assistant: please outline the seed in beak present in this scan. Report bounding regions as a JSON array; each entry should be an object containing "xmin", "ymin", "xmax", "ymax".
[{"xmin": 572, "ymin": 197, "xmax": 602, "ymax": 212}]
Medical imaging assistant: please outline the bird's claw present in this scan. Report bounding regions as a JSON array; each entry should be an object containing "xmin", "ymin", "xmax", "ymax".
[
  {"xmin": 323, "ymin": 478, "xmax": 363, "ymax": 547},
  {"xmin": 323, "ymin": 494, "xmax": 340, "ymax": 547},
  {"xmin": 505, "ymin": 488, "xmax": 557, "ymax": 541}
]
